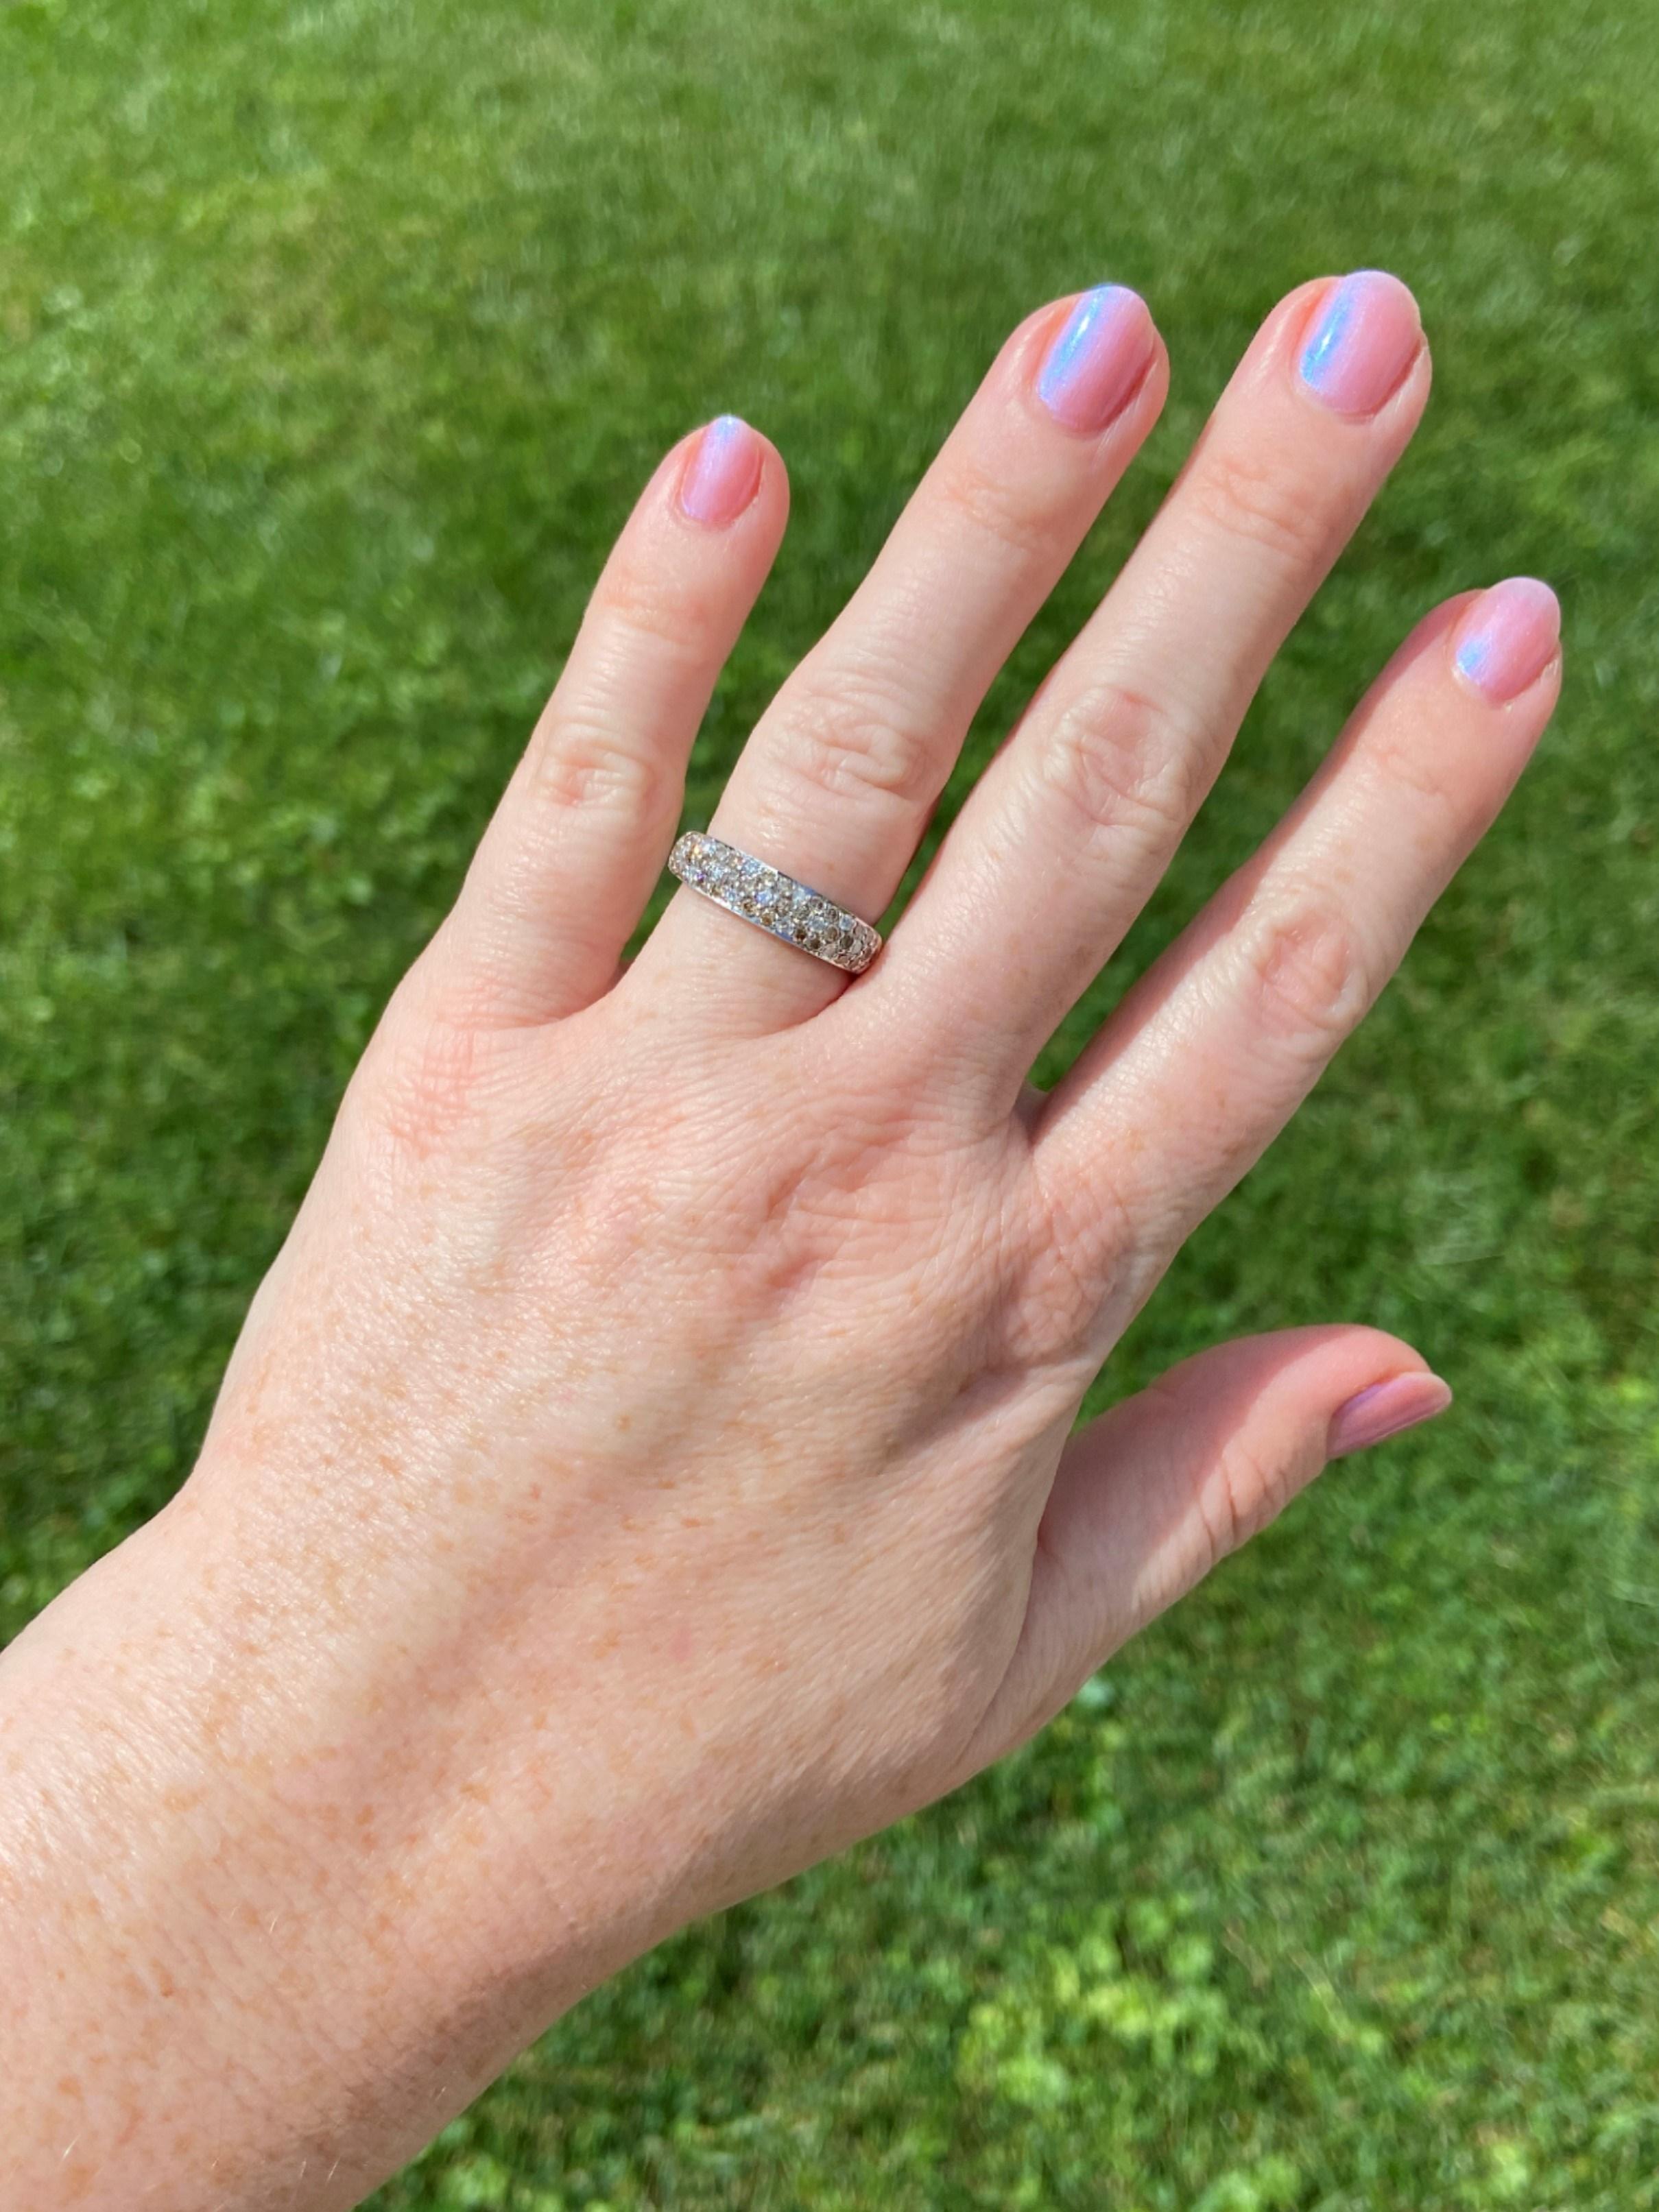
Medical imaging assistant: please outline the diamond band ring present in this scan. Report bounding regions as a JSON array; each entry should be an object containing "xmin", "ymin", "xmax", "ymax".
[{"xmin": 667, "ymin": 832, "xmax": 882, "ymax": 974}]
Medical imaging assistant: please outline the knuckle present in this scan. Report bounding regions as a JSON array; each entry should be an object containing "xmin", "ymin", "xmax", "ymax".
[
  {"xmin": 523, "ymin": 704, "xmax": 672, "ymax": 824},
  {"xmin": 1200, "ymin": 1429, "xmax": 1291, "ymax": 1567},
  {"xmin": 1239, "ymin": 889, "xmax": 1374, "ymax": 1050},
  {"xmin": 1034, "ymin": 677, "xmax": 1204, "ymax": 852},
  {"xmin": 1006, "ymin": 1153, "xmax": 1136, "ymax": 1370},
  {"xmin": 351, "ymin": 1006, "xmax": 499, "ymax": 1161},
  {"xmin": 1189, "ymin": 440, "xmax": 1335, "ymax": 569},
  {"xmin": 1007, "ymin": 1249, "xmax": 1099, "ymax": 1370},
  {"xmin": 587, "ymin": 559, "xmax": 712, "ymax": 656},
  {"xmin": 773, "ymin": 656, "xmax": 941, "ymax": 812},
  {"xmin": 1363, "ymin": 714, "xmax": 1468, "ymax": 817},
  {"xmin": 936, "ymin": 445, "xmax": 1059, "ymax": 562}
]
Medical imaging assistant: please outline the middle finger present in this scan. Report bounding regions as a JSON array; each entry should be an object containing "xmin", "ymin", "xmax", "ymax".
[{"xmin": 863, "ymin": 269, "xmax": 1431, "ymax": 1107}]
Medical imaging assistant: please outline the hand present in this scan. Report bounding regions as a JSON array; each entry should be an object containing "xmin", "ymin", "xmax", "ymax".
[{"xmin": 0, "ymin": 270, "xmax": 1560, "ymax": 2208}]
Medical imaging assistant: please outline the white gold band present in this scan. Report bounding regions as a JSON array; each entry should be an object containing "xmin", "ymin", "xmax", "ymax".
[{"xmin": 667, "ymin": 833, "xmax": 882, "ymax": 974}]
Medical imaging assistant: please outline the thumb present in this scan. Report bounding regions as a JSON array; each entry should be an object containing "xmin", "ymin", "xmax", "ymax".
[{"xmin": 966, "ymin": 1325, "xmax": 1452, "ymax": 1769}]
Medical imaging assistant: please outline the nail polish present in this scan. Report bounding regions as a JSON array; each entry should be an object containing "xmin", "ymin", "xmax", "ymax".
[
  {"xmin": 1452, "ymin": 577, "xmax": 1562, "ymax": 703},
  {"xmin": 680, "ymin": 414, "xmax": 763, "ymax": 526},
  {"xmin": 1036, "ymin": 285, "xmax": 1156, "ymax": 433},
  {"xmin": 1298, "ymin": 269, "xmax": 1422, "ymax": 417},
  {"xmin": 1327, "ymin": 1372, "xmax": 1453, "ymax": 1459}
]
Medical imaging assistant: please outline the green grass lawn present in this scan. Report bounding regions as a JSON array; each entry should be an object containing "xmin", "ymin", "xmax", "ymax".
[{"xmin": 3, "ymin": 1, "xmax": 1658, "ymax": 2204}]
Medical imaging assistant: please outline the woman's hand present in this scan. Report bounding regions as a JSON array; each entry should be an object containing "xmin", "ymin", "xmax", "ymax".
[{"xmin": 0, "ymin": 271, "xmax": 1560, "ymax": 2209}]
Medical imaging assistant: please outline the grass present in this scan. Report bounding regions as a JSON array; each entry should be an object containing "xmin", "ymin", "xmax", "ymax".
[{"xmin": 3, "ymin": 0, "xmax": 1658, "ymax": 2204}]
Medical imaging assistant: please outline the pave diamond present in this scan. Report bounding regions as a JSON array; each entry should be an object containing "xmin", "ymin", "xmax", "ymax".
[{"xmin": 667, "ymin": 833, "xmax": 881, "ymax": 974}]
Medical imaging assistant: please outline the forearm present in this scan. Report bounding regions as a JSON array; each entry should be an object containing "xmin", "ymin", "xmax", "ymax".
[{"xmin": 0, "ymin": 1495, "xmax": 659, "ymax": 2212}]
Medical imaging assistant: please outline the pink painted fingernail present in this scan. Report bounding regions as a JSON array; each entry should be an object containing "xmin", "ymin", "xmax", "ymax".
[
  {"xmin": 1452, "ymin": 577, "xmax": 1562, "ymax": 703},
  {"xmin": 1036, "ymin": 285, "xmax": 1156, "ymax": 433},
  {"xmin": 679, "ymin": 414, "xmax": 763, "ymax": 527},
  {"xmin": 1327, "ymin": 1371, "xmax": 1453, "ymax": 1459},
  {"xmin": 1297, "ymin": 269, "xmax": 1422, "ymax": 417}
]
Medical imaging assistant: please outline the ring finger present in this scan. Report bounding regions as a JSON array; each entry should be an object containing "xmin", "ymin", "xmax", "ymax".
[{"xmin": 629, "ymin": 284, "xmax": 1169, "ymax": 1031}]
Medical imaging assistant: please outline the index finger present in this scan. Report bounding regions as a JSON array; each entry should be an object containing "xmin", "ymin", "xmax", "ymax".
[{"xmin": 1033, "ymin": 575, "xmax": 1562, "ymax": 1340}]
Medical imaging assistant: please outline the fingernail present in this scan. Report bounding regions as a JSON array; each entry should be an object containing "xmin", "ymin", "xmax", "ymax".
[
  {"xmin": 1452, "ymin": 577, "xmax": 1562, "ymax": 703},
  {"xmin": 1327, "ymin": 1372, "xmax": 1453, "ymax": 1459},
  {"xmin": 679, "ymin": 414, "xmax": 763, "ymax": 527},
  {"xmin": 1036, "ymin": 285, "xmax": 1156, "ymax": 433},
  {"xmin": 1297, "ymin": 269, "xmax": 1422, "ymax": 417}
]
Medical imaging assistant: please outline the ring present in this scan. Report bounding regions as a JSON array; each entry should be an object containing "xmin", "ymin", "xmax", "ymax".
[{"xmin": 667, "ymin": 832, "xmax": 882, "ymax": 973}]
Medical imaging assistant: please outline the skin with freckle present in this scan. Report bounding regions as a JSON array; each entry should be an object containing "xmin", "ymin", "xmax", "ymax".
[{"xmin": 0, "ymin": 270, "xmax": 1559, "ymax": 2210}]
